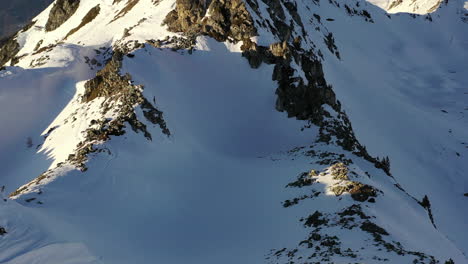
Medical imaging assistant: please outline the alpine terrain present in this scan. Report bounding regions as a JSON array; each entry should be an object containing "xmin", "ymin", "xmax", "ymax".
[{"xmin": 0, "ymin": 0, "xmax": 467, "ymax": 263}]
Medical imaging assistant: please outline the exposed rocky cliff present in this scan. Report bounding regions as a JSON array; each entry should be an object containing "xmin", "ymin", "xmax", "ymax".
[
  {"xmin": 45, "ymin": 0, "xmax": 81, "ymax": 31},
  {"xmin": 163, "ymin": 0, "xmax": 257, "ymax": 42},
  {"xmin": 0, "ymin": 21, "xmax": 37, "ymax": 67},
  {"xmin": 0, "ymin": 35, "xmax": 19, "ymax": 68},
  {"xmin": 0, "ymin": 0, "xmax": 467, "ymax": 263}
]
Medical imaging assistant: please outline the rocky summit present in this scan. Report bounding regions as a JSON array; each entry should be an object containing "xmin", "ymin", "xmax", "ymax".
[{"xmin": 0, "ymin": 0, "xmax": 467, "ymax": 263}]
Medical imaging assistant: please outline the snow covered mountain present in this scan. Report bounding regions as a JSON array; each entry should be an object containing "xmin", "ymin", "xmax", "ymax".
[
  {"xmin": 384, "ymin": 0, "xmax": 443, "ymax": 14},
  {"xmin": 0, "ymin": 0, "xmax": 467, "ymax": 263}
]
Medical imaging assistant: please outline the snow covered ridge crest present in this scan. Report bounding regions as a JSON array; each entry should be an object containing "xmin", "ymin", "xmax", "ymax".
[
  {"xmin": 7, "ymin": 0, "xmax": 391, "ymax": 202},
  {"xmin": 0, "ymin": 0, "xmax": 467, "ymax": 263}
]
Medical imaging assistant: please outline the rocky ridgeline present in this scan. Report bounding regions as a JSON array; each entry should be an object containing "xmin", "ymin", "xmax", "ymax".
[
  {"xmin": 163, "ymin": 0, "xmax": 392, "ymax": 173},
  {"xmin": 160, "ymin": 1, "xmax": 448, "ymax": 262},
  {"xmin": 8, "ymin": 0, "xmax": 401, "ymax": 235},
  {"xmin": 2, "ymin": 1, "xmax": 454, "ymax": 262},
  {"xmin": 10, "ymin": 47, "xmax": 171, "ymax": 199},
  {"xmin": 0, "ymin": 0, "xmax": 80, "ymax": 68},
  {"xmin": 0, "ymin": 21, "xmax": 37, "ymax": 68},
  {"xmin": 59, "ymin": 48, "xmax": 171, "ymax": 172},
  {"xmin": 164, "ymin": 0, "xmax": 334, "ymax": 126},
  {"xmin": 271, "ymin": 151, "xmax": 446, "ymax": 264}
]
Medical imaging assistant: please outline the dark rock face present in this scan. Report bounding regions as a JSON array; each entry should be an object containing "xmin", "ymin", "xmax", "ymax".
[
  {"xmin": 303, "ymin": 211, "xmax": 328, "ymax": 228},
  {"xmin": 82, "ymin": 51, "xmax": 129, "ymax": 102},
  {"xmin": 0, "ymin": 34, "xmax": 20, "ymax": 67},
  {"xmin": 82, "ymin": 50, "xmax": 170, "ymax": 136},
  {"xmin": 72, "ymin": 50, "xmax": 170, "ymax": 169},
  {"xmin": 0, "ymin": 20, "xmax": 37, "ymax": 67},
  {"xmin": 163, "ymin": 0, "xmax": 386, "ymax": 170},
  {"xmin": 164, "ymin": 0, "xmax": 334, "ymax": 123},
  {"xmin": 45, "ymin": 0, "xmax": 81, "ymax": 32},
  {"xmin": 273, "ymin": 50, "xmax": 336, "ymax": 121},
  {"xmin": 349, "ymin": 183, "xmax": 378, "ymax": 202},
  {"xmin": 360, "ymin": 221, "xmax": 389, "ymax": 236},
  {"xmin": 242, "ymin": 43, "xmax": 338, "ymax": 125},
  {"xmin": 11, "ymin": 47, "xmax": 170, "ymax": 196},
  {"xmin": 419, "ymin": 195, "xmax": 436, "ymax": 228}
]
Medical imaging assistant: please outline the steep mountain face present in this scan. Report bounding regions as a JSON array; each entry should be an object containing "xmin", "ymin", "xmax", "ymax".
[{"xmin": 0, "ymin": 0, "xmax": 467, "ymax": 264}]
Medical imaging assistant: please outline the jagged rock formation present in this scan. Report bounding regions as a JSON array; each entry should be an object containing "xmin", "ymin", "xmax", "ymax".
[
  {"xmin": 0, "ymin": 35, "xmax": 20, "ymax": 68},
  {"xmin": 164, "ymin": 0, "xmax": 390, "ymax": 176},
  {"xmin": 165, "ymin": 0, "xmax": 336, "ymax": 127},
  {"xmin": 0, "ymin": 21, "xmax": 37, "ymax": 67},
  {"xmin": 10, "ymin": 47, "xmax": 170, "ymax": 195},
  {"xmin": 0, "ymin": 0, "xmax": 467, "ymax": 263},
  {"xmin": 45, "ymin": 0, "xmax": 81, "ymax": 31},
  {"xmin": 163, "ymin": 0, "xmax": 257, "ymax": 42}
]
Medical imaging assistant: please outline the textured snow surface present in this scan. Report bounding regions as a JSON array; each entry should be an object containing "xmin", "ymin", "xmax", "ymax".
[
  {"xmin": 319, "ymin": 2, "xmax": 468, "ymax": 252},
  {"xmin": 0, "ymin": 0, "xmax": 467, "ymax": 263},
  {"xmin": 367, "ymin": 0, "xmax": 443, "ymax": 13}
]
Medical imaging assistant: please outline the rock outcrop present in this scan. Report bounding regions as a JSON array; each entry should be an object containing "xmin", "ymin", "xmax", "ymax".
[
  {"xmin": 0, "ymin": 35, "xmax": 20, "ymax": 67},
  {"xmin": 82, "ymin": 50, "xmax": 131, "ymax": 103},
  {"xmin": 10, "ymin": 48, "xmax": 170, "ymax": 197},
  {"xmin": 45, "ymin": 0, "xmax": 81, "ymax": 32},
  {"xmin": 82, "ymin": 49, "xmax": 170, "ymax": 139},
  {"xmin": 163, "ymin": 0, "xmax": 257, "ymax": 42},
  {"xmin": 0, "ymin": 21, "xmax": 36, "ymax": 67},
  {"xmin": 163, "ymin": 0, "xmax": 390, "ymax": 174}
]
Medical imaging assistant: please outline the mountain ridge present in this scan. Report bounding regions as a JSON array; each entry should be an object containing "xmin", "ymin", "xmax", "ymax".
[{"xmin": 0, "ymin": 0, "xmax": 467, "ymax": 263}]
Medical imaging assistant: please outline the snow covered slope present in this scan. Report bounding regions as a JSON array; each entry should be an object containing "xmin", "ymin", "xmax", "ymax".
[
  {"xmin": 0, "ymin": 0, "xmax": 467, "ymax": 263},
  {"xmin": 368, "ymin": 0, "xmax": 443, "ymax": 14}
]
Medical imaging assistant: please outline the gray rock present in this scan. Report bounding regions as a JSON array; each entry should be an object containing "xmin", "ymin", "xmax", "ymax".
[
  {"xmin": 0, "ymin": 34, "xmax": 20, "ymax": 67},
  {"xmin": 163, "ymin": 0, "xmax": 257, "ymax": 42},
  {"xmin": 45, "ymin": 0, "xmax": 81, "ymax": 32}
]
